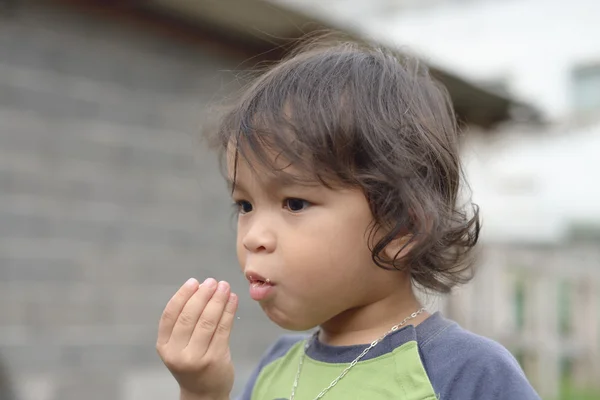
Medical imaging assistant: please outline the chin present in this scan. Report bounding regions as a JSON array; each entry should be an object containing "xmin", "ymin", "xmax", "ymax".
[{"xmin": 261, "ymin": 303, "xmax": 319, "ymax": 332}]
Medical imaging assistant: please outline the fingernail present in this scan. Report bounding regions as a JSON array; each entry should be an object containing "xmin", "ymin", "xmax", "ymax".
[
  {"xmin": 185, "ymin": 278, "xmax": 198, "ymax": 287},
  {"xmin": 204, "ymin": 278, "xmax": 217, "ymax": 288},
  {"xmin": 229, "ymin": 293, "xmax": 237, "ymax": 303},
  {"xmin": 218, "ymin": 281, "xmax": 229, "ymax": 292}
]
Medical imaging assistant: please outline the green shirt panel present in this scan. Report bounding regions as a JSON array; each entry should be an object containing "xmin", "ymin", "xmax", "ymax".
[{"xmin": 252, "ymin": 340, "xmax": 437, "ymax": 400}]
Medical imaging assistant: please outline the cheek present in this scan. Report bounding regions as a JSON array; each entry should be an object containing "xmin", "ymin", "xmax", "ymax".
[
  {"xmin": 285, "ymin": 213, "xmax": 373, "ymax": 279},
  {"xmin": 321, "ymin": 210, "xmax": 372, "ymax": 255},
  {"xmin": 315, "ymin": 210, "xmax": 374, "ymax": 283},
  {"xmin": 324, "ymin": 227, "xmax": 373, "ymax": 275},
  {"xmin": 236, "ymin": 242, "xmax": 244, "ymax": 270},
  {"xmin": 235, "ymin": 225, "xmax": 246, "ymax": 269}
]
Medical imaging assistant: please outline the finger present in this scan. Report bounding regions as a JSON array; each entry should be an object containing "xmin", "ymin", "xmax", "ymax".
[
  {"xmin": 188, "ymin": 280, "xmax": 230, "ymax": 355},
  {"xmin": 207, "ymin": 292, "xmax": 238, "ymax": 354},
  {"xmin": 169, "ymin": 278, "xmax": 219, "ymax": 349},
  {"xmin": 157, "ymin": 278, "xmax": 199, "ymax": 346}
]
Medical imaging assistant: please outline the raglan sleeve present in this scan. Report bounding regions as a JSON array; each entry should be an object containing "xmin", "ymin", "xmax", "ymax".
[{"xmin": 443, "ymin": 337, "xmax": 542, "ymax": 400}]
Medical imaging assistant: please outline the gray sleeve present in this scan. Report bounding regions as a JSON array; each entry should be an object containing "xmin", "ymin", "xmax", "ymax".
[
  {"xmin": 234, "ymin": 335, "xmax": 305, "ymax": 400},
  {"xmin": 422, "ymin": 328, "xmax": 541, "ymax": 400}
]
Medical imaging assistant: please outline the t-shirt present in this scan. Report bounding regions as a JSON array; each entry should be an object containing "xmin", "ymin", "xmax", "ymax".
[{"xmin": 236, "ymin": 312, "xmax": 541, "ymax": 400}]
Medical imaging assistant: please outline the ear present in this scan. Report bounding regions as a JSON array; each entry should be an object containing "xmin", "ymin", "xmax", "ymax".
[{"xmin": 383, "ymin": 234, "xmax": 415, "ymax": 262}]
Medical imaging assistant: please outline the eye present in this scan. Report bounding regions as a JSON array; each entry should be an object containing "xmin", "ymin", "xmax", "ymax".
[
  {"xmin": 284, "ymin": 198, "xmax": 311, "ymax": 212},
  {"xmin": 235, "ymin": 200, "xmax": 253, "ymax": 214}
]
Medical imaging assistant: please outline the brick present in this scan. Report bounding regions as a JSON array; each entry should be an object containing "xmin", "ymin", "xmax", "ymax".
[
  {"xmin": 0, "ymin": 256, "xmax": 80, "ymax": 282},
  {"xmin": 0, "ymin": 84, "xmax": 165, "ymax": 126},
  {"xmin": 110, "ymin": 285, "xmax": 173, "ymax": 326},
  {"xmin": 61, "ymin": 344, "xmax": 144, "ymax": 368},
  {"xmin": 0, "ymin": 344, "xmax": 62, "ymax": 372},
  {"xmin": 63, "ymin": 213, "xmax": 198, "ymax": 246},
  {"xmin": 53, "ymin": 367, "xmax": 121, "ymax": 400},
  {"xmin": 0, "ymin": 282, "xmax": 113, "ymax": 327}
]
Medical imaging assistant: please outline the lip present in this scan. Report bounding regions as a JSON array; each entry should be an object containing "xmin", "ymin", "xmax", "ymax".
[
  {"xmin": 244, "ymin": 271, "xmax": 274, "ymax": 285},
  {"xmin": 245, "ymin": 270, "xmax": 275, "ymax": 301}
]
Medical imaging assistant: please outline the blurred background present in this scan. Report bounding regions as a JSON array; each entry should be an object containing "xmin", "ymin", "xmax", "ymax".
[{"xmin": 0, "ymin": 0, "xmax": 598, "ymax": 399}]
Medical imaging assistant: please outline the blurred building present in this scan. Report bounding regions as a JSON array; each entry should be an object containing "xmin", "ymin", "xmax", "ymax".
[{"xmin": 0, "ymin": 1, "xmax": 535, "ymax": 400}]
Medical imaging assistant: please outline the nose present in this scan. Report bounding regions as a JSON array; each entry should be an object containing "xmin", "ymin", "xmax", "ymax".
[{"xmin": 242, "ymin": 216, "xmax": 276, "ymax": 253}]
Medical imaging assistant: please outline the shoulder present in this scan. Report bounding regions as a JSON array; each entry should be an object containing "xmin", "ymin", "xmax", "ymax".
[
  {"xmin": 419, "ymin": 318, "xmax": 540, "ymax": 400},
  {"xmin": 235, "ymin": 334, "xmax": 307, "ymax": 400},
  {"xmin": 421, "ymin": 319, "xmax": 520, "ymax": 370}
]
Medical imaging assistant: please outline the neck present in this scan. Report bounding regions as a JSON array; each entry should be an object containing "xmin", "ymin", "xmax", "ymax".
[{"xmin": 318, "ymin": 286, "xmax": 429, "ymax": 346}]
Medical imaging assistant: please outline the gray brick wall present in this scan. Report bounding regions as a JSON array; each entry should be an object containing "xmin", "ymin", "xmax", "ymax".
[{"xmin": 0, "ymin": 3, "xmax": 283, "ymax": 399}]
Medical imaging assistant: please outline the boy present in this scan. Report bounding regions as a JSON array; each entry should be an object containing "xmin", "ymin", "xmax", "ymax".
[{"xmin": 157, "ymin": 39, "xmax": 541, "ymax": 400}]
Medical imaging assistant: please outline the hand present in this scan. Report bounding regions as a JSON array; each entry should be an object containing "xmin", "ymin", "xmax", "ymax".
[{"xmin": 157, "ymin": 278, "xmax": 238, "ymax": 400}]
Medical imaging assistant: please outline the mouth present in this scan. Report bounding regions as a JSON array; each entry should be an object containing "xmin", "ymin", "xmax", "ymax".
[
  {"xmin": 245, "ymin": 271, "xmax": 275, "ymax": 301},
  {"xmin": 245, "ymin": 271, "xmax": 274, "ymax": 286}
]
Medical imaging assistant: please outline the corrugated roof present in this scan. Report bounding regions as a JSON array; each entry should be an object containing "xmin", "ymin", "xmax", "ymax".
[
  {"xmin": 51, "ymin": 0, "xmax": 540, "ymax": 128},
  {"xmin": 142, "ymin": 0, "xmax": 540, "ymax": 128}
]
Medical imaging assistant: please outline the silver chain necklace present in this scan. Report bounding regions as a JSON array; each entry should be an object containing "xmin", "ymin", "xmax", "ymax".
[{"xmin": 290, "ymin": 308, "xmax": 426, "ymax": 400}]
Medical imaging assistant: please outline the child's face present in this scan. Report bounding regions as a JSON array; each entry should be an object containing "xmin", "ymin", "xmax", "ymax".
[{"xmin": 228, "ymin": 148, "xmax": 396, "ymax": 331}]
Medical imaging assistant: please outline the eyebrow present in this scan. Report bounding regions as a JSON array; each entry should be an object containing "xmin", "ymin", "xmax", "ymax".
[{"xmin": 226, "ymin": 173, "xmax": 321, "ymax": 194}]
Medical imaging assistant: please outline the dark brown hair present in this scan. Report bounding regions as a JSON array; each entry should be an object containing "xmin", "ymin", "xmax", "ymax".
[{"xmin": 210, "ymin": 37, "xmax": 480, "ymax": 293}]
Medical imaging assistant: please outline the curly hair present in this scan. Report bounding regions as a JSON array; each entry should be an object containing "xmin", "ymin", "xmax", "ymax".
[{"xmin": 209, "ymin": 36, "xmax": 480, "ymax": 293}]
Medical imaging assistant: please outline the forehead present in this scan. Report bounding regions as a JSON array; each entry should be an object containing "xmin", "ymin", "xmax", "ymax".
[{"xmin": 225, "ymin": 140, "xmax": 315, "ymax": 189}]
